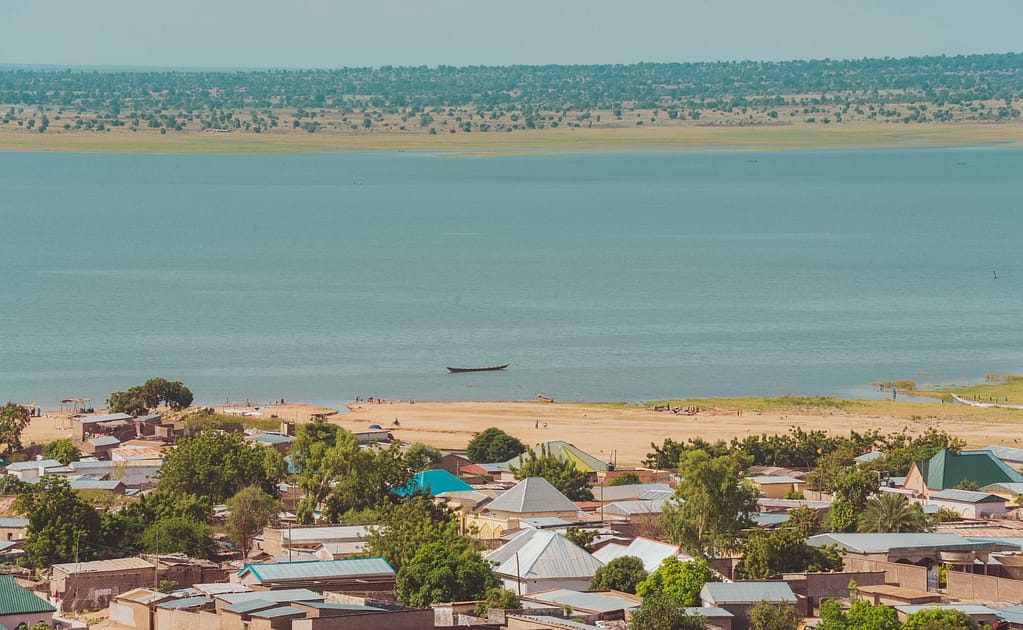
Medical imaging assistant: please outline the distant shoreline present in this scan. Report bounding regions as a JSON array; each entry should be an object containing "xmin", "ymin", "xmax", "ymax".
[{"xmin": 1, "ymin": 122, "xmax": 1022, "ymax": 154}]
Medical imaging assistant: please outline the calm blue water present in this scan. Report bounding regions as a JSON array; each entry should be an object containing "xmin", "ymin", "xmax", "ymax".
[{"xmin": 1, "ymin": 148, "xmax": 1021, "ymax": 407}]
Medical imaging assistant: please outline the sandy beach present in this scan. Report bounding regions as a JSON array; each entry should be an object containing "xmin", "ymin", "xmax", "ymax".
[{"xmin": 22, "ymin": 397, "xmax": 1023, "ymax": 467}]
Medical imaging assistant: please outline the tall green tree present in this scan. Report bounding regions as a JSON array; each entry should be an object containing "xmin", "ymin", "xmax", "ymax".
[
  {"xmin": 394, "ymin": 541, "xmax": 498, "ymax": 607},
  {"xmin": 0, "ymin": 402, "xmax": 32, "ymax": 454},
  {"xmin": 466, "ymin": 427, "xmax": 526, "ymax": 463},
  {"xmin": 362, "ymin": 493, "xmax": 464, "ymax": 570},
  {"xmin": 740, "ymin": 528, "xmax": 844, "ymax": 579},
  {"xmin": 511, "ymin": 444, "xmax": 593, "ymax": 501},
  {"xmin": 825, "ymin": 467, "xmax": 880, "ymax": 533},
  {"xmin": 818, "ymin": 598, "xmax": 901, "ymax": 630},
  {"xmin": 661, "ymin": 450, "xmax": 758, "ymax": 557},
  {"xmin": 857, "ymin": 493, "xmax": 929, "ymax": 533},
  {"xmin": 43, "ymin": 439, "xmax": 82, "ymax": 465},
  {"xmin": 14, "ymin": 476, "xmax": 101, "ymax": 567},
  {"xmin": 630, "ymin": 594, "xmax": 708, "ymax": 630},
  {"xmin": 141, "ymin": 517, "xmax": 214, "ymax": 559},
  {"xmin": 608, "ymin": 472, "xmax": 642, "ymax": 486},
  {"xmin": 636, "ymin": 557, "xmax": 720, "ymax": 607},
  {"xmin": 902, "ymin": 607, "xmax": 980, "ymax": 629},
  {"xmin": 590, "ymin": 555, "xmax": 647, "ymax": 593},
  {"xmin": 108, "ymin": 377, "xmax": 193, "ymax": 414},
  {"xmin": 226, "ymin": 486, "xmax": 282, "ymax": 555},
  {"xmin": 747, "ymin": 600, "xmax": 801, "ymax": 630},
  {"xmin": 404, "ymin": 443, "xmax": 443, "ymax": 472},
  {"xmin": 157, "ymin": 429, "xmax": 285, "ymax": 502}
]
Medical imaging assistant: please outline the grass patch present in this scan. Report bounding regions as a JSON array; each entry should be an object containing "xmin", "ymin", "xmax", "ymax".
[{"xmin": 647, "ymin": 396, "xmax": 865, "ymax": 413}]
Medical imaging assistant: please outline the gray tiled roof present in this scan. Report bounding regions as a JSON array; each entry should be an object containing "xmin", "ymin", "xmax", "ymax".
[{"xmin": 485, "ymin": 477, "xmax": 578, "ymax": 514}]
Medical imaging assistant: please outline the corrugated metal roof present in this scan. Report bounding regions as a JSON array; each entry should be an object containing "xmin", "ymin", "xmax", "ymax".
[
  {"xmin": 683, "ymin": 607, "xmax": 733, "ymax": 618},
  {"xmin": 601, "ymin": 498, "xmax": 667, "ymax": 516},
  {"xmin": 512, "ymin": 615, "xmax": 602, "ymax": 630},
  {"xmin": 592, "ymin": 537, "xmax": 690, "ymax": 572},
  {"xmin": 7, "ymin": 459, "xmax": 61, "ymax": 471},
  {"xmin": 594, "ymin": 483, "xmax": 672, "ymax": 502},
  {"xmin": 895, "ymin": 604, "xmax": 996, "ymax": 615},
  {"xmin": 485, "ymin": 477, "xmax": 578, "ymax": 514},
  {"xmin": 216, "ymin": 589, "xmax": 323, "ymax": 605},
  {"xmin": 916, "ymin": 449, "xmax": 1023, "ymax": 490},
  {"xmin": 985, "ymin": 445, "xmax": 1023, "ymax": 463},
  {"xmin": 982, "ymin": 482, "xmax": 1023, "ymax": 496},
  {"xmin": 69, "ymin": 479, "xmax": 124, "ymax": 491},
  {"xmin": 193, "ymin": 583, "xmax": 252, "ymax": 595},
  {"xmin": 87, "ymin": 436, "xmax": 121, "ymax": 447},
  {"xmin": 299, "ymin": 602, "xmax": 384, "ymax": 611},
  {"xmin": 69, "ymin": 460, "xmax": 113, "ymax": 469},
  {"xmin": 77, "ymin": 413, "xmax": 133, "ymax": 424},
  {"xmin": 526, "ymin": 589, "xmax": 639, "ymax": 613},
  {"xmin": 0, "ymin": 518, "xmax": 28, "ymax": 528},
  {"xmin": 701, "ymin": 581, "xmax": 796, "ymax": 605},
  {"xmin": 52, "ymin": 557, "xmax": 155, "ymax": 574},
  {"xmin": 223, "ymin": 598, "xmax": 281, "ymax": 614},
  {"xmin": 749, "ymin": 476, "xmax": 803, "ymax": 485},
  {"xmin": 281, "ymin": 525, "xmax": 368, "ymax": 543},
  {"xmin": 393, "ymin": 469, "xmax": 473, "ymax": 497},
  {"xmin": 239, "ymin": 558, "xmax": 394, "ymax": 582},
  {"xmin": 0, "ymin": 574, "xmax": 56, "ymax": 615},
  {"xmin": 250, "ymin": 605, "xmax": 307, "ymax": 619},
  {"xmin": 503, "ymin": 441, "xmax": 611, "ymax": 473},
  {"xmin": 929, "ymin": 489, "xmax": 1005, "ymax": 503},
  {"xmin": 490, "ymin": 531, "xmax": 603, "ymax": 580},
  {"xmin": 806, "ymin": 533, "xmax": 997, "ymax": 554},
  {"xmin": 156, "ymin": 596, "xmax": 211, "ymax": 610}
]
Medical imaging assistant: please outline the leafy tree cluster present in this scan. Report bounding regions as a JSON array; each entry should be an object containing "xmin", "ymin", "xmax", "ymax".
[
  {"xmin": 157, "ymin": 428, "xmax": 285, "ymax": 503},
  {"xmin": 645, "ymin": 427, "xmax": 962, "ymax": 474},
  {"xmin": 590, "ymin": 555, "xmax": 647, "ymax": 593},
  {"xmin": 739, "ymin": 528, "xmax": 844, "ymax": 579},
  {"xmin": 466, "ymin": 427, "xmax": 526, "ymax": 463},
  {"xmin": 661, "ymin": 450, "xmax": 758, "ymax": 557},
  {"xmin": 42, "ymin": 439, "xmax": 81, "ymax": 465},
  {"xmin": 608, "ymin": 471, "xmax": 642, "ymax": 486},
  {"xmin": 819, "ymin": 597, "xmax": 980, "ymax": 630},
  {"xmin": 108, "ymin": 377, "xmax": 193, "ymax": 415},
  {"xmin": 636, "ymin": 557, "xmax": 720, "ymax": 607},
  {"xmin": 0, "ymin": 402, "xmax": 32, "ymax": 454},
  {"xmin": 2, "ymin": 53, "xmax": 1022, "ymax": 118}
]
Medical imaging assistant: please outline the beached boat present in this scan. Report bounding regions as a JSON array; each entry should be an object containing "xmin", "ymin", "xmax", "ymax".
[
  {"xmin": 537, "ymin": 394, "xmax": 554, "ymax": 403},
  {"xmin": 447, "ymin": 363, "xmax": 510, "ymax": 374}
]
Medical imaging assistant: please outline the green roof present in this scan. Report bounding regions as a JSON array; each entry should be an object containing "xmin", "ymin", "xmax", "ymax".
[
  {"xmin": 503, "ymin": 441, "xmax": 610, "ymax": 473},
  {"xmin": 0, "ymin": 575, "xmax": 56, "ymax": 615},
  {"xmin": 915, "ymin": 449, "xmax": 1023, "ymax": 491}
]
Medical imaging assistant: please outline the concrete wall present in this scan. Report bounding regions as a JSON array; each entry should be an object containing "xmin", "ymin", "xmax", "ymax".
[
  {"xmin": 293, "ymin": 610, "xmax": 434, "ymax": 630},
  {"xmin": 842, "ymin": 557, "xmax": 928, "ymax": 591},
  {"xmin": 53, "ymin": 569, "xmax": 154, "ymax": 613},
  {"xmin": 500, "ymin": 576, "xmax": 592, "ymax": 595},
  {"xmin": 946, "ymin": 571, "xmax": 1023, "ymax": 602},
  {"xmin": 109, "ymin": 599, "xmax": 151, "ymax": 630},
  {"xmin": 0, "ymin": 525, "xmax": 27, "ymax": 542},
  {"xmin": 0, "ymin": 612, "xmax": 55, "ymax": 630},
  {"xmin": 155, "ymin": 608, "xmax": 201, "ymax": 630},
  {"xmin": 801, "ymin": 571, "xmax": 887, "ymax": 599}
]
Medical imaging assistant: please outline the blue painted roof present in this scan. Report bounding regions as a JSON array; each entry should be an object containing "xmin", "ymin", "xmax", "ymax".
[{"xmin": 393, "ymin": 469, "xmax": 472, "ymax": 496}]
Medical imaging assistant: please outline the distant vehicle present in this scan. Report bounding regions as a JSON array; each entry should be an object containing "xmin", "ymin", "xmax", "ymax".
[{"xmin": 446, "ymin": 363, "xmax": 510, "ymax": 373}]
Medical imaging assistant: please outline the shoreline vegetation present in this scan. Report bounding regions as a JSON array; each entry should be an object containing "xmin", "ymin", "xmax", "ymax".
[
  {"xmin": 2, "ymin": 53, "xmax": 1022, "ymax": 154},
  {"xmin": 21, "ymin": 376, "xmax": 1023, "ymax": 466}
]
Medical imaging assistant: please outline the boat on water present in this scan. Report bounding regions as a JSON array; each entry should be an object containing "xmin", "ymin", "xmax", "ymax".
[{"xmin": 447, "ymin": 363, "xmax": 510, "ymax": 374}]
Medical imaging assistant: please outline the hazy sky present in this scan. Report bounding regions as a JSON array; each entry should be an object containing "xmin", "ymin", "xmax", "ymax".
[{"xmin": 1, "ymin": 0, "xmax": 1020, "ymax": 69}]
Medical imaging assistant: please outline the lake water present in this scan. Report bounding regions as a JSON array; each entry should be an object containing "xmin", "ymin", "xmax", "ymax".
[{"xmin": 2, "ymin": 147, "xmax": 1022, "ymax": 407}]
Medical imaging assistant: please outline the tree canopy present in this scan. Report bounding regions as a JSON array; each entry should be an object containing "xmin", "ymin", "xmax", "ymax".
[
  {"xmin": 157, "ymin": 429, "xmax": 285, "ymax": 503},
  {"xmin": 857, "ymin": 493, "xmax": 929, "ymax": 533},
  {"xmin": 661, "ymin": 450, "xmax": 758, "ymax": 557},
  {"xmin": 467, "ymin": 427, "xmax": 526, "ymax": 463},
  {"xmin": 739, "ymin": 528, "xmax": 844, "ymax": 579},
  {"xmin": 747, "ymin": 600, "xmax": 801, "ymax": 630},
  {"xmin": 511, "ymin": 444, "xmax": 593, "ymax": 501},
  {"xmin": 0, "ymin": 402, "xmax": 32, "ymax": 454},
  {"xmin": 226, "ymin": 486, "xmax": 282, "ymax": 556},
  {"xmin": 42, "ymin": 439, "xmax": 81, "ymax": 465},
  {"xmin": 108, "ymin": 377, "xmax": 193, "ymax": 414},
  {"xmin": 394, "ymin": 541, "xmax": 498, "ymax": 608},
  {"xmin": 14, "ymin": 476, "xmax": 102, "ymax": 566},
  {"xmin": 590, "ymin": 555, "xmax": 648, "ymax": 593},
  {"xmin": 636, "ymin": 557, "xmax": 720, "ymax": 607}
]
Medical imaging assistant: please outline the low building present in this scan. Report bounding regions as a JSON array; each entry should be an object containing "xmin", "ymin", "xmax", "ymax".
[
  {"xmin": 6, "ymin": 459, "xmax": 62, "ymax": 482},
  {"xmin": 700, "ymin": 582, "xmax": 797, "ymax": 630},
  {"xmin": 0, "ymin": 516, "xmax": 28, "ymax": 543},
  {"xmin": 592, "ymin": 536, "xmax": 692, "ymax": 572},
  {"xmin": 904, "ymin": 449, "xmax": 1023, "ymax": 496},
  {"xmin": 468, "ymin": 477, "xmax": 581, "ymax": 540},
  {"xmin": 807, "ymin": 532, "xmax": 1009, "ymax": 570},
  {"xmin": 0, "ymin": 574, "xmax": 56, "ymax": 629},
  {"xmin": 234, "ymin": 558, "xmax": 395, "ymax": 596},
  {"xmin": 51, "ymin": 557, "xmax": 157, "ymax": 612},
  {"xmin": 81, "ymin": 435, "xmax": 121, "ymax": 458},
  {"xmin": 260, "ymin": 525, "xmax": 370, "ymax": 558},
  {"xmin": 925, "ymin": 489, "xmax": 1007, "ymax": 519},
  {"xmin": 394, "ymin": 469, "xmax": 473, "ymax": 497},
  {"xmin": 748, "ymin": 476, "xmax": 806, "ymax": 500},
  {"xmin": 521, "ymin": 588, "xmax": 640, "ymax": 621},
  {"xmin": 487, "ymin": 530, "xmax": 604, "ymax": 595}
]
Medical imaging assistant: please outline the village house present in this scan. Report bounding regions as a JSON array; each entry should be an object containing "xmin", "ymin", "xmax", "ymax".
[
  {"xmin": 233, "ymin": 558, "xmax": 396, "ymax": 597},
  {"xmin": 52, "ymin": 557, "xmax": 158, "ymax": 612},
  {"xmin": 747, "ymin": 475, "xmax": 806, "ymax": 499},
  {"xmin": 699, "ymin": 582, "xmax": 797, "ymax": 630},
  {"xmin": 904, "ymin": 448, "xmax": 1023, "ymax": 497},
  {"xmin": 466, "ymin": 476, "xmax": 581, "ymax": 540},
  {"xmin": 0, "ymin": 574, "xmax": 57, "ymax": 629},
  {"xmin": 923, "ymin": 488, "xmax": 1008, "ymax": 518},
  {"xmin": 592, "ymin": 536, "xmax": 693, "ymax": 572},
  {"xmin": 259, "ymin": 525, "xmax": 370, "ymax": 559},
  {"xmin": 0, "ymin": 516, "xmax": 28, "ymax": 542},
  {"xmin": 486, "ymin": 529, "xmax": 604, "ymax": 595}
]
